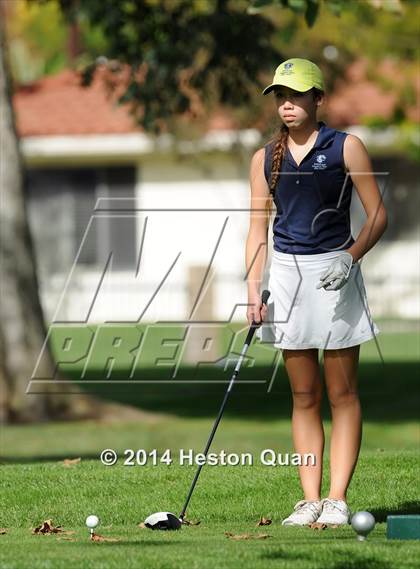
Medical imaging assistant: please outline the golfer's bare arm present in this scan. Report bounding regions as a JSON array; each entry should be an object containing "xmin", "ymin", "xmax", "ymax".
[
  {"xmin": 343, "ymin": 135, "xmax": 388, "ymax": 263},
  {"xmin": 246, "ymin": 147, "xmax": 271, "ymax": 296}
]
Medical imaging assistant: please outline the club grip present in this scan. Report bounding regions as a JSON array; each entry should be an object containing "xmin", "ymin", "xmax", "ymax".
[{"xmin": 261, "ymin": 289, "xmax": 270, "ymax": 305}]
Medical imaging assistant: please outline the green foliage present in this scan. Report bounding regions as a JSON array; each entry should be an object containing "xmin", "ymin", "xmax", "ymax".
[
  {"xmin": 263, "ymin": 0, "xmax": 419, "ymax": 128},
  {"xmin": 55, "ymin": 0, "xmax": 282, "ymax": 135},
  {"xmin": 249, "ymin": 0, "xmax": 406, "ymax": 18},
  {"xmin": 7, "ymin": 0, "xmax": 69, "ymax": 82},
  {"xmin": 396, "ymin": 119, "xmax": 420, "ymax": 161},
  {"xmin": 9, "ymin": 0, "xmax": 417, "ymax": 135},
  {"xmin": 288, "ymin": 0, "xmax": 307, "ymax": 12},
  {"xmin": 361, "ymin": 115, "xmax": 420, "ymax": 162},
  {"xmin": 249, "ymin": 0, "xmax": 341, "ymax": 19},
  {"xmin": 305, "ymin": 0, "xmax": 320, "ymax": 27},
  {"xmin": 324, "ymin": 0, "xmax": 342, "ymax": 17},
  {"xmin": 362, "ymin": 115, "xmax": 393, "ymax": 129}
]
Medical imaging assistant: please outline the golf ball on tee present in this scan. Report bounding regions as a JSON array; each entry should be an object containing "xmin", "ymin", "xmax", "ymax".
[{"xmin": 85, "ymin": 515, "xmax": 100, "ymax": 529}]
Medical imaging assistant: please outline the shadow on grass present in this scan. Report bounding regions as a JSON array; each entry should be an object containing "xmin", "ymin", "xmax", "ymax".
[
  {"xmin": 0, "ymin": 454, "xmax": 101, "ymax": 464},
  {"xmin": 81, "ymin": 540, "xmax": 187, "ymax": 547},
  {"xmin": 261, "ymin": 549, "xmax": 393, "ymax": 568},
  {"xmin": 55, "ymin": 361, "xmax": 420, "ymax": 422},
  {"xmin": 369, "ymin": 500, "xmax": 420, "ymax": 523}
]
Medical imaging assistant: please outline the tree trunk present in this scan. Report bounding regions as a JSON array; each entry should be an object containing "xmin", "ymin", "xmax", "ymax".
[{"xmin": 0, "ymin": 12, "xmax": 99, "ymax": 423}]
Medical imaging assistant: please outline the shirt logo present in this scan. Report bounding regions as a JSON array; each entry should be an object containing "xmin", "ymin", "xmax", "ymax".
[{"xmin": 312, "ymin": 154, "xmax": 327, "ymax": 170}]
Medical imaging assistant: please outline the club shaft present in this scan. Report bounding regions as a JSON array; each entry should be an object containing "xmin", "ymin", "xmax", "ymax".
[{"xmin": 179, "ymin": 323, "xmax": 258, "ymax": 520}]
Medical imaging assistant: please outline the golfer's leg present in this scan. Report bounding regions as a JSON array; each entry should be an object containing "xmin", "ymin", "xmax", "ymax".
[
  {"xmin": 282, "ymin": 348, "xmax": 324, "ymax": 501},
  {"xmin": 323, "ymin": 345, "xmax": 361, "ymax": 501}
]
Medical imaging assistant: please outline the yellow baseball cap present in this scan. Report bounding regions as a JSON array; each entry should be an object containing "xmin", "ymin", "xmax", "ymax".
[{"xmin": 262, "ymin": 58, "xmax": 324, "ymax": 95}]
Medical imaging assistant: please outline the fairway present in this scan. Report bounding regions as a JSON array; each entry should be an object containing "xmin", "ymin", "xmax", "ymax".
[{"xmin": 1, "ymin": 328, "xmax": 419, "ymax": 569}]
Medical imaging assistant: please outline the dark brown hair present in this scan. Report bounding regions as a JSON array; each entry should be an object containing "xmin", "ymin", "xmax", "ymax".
[{"xmin": 267, "ymin": 88, "xmax": 324, "ymax": 198}]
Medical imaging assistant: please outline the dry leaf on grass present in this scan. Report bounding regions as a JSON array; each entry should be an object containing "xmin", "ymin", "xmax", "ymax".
[
  {"xmin": 62, "ymin": 457, "xmax": 81, "ymax": 467},
  {"xmin": 225, "ymin": 532, "xmax": 271, "ymax": 540},
  {"xmin": 0, "ymin": 529, "xmax": 7, "ymax": 535},
  {"xmin": 256, "ymin": 516, "xmax": 272, "ymax": 527},
  {"xmin": 32, "ymin": 520, "xmax": 74, "ymax": 535},
  {"xmin": 308, "ymin": 521, "xmax": 341, "ymax": 530},
  {"xmin": 137, "ymin": 522, "xmax": 146, "ymax": 529},
  {"xmin": 308, "ymin": 522, "xmax": 328, "ymax": 530},
  {"xmin": 90, "ymin": 532, "xmax": 120, "ymax": 542}
]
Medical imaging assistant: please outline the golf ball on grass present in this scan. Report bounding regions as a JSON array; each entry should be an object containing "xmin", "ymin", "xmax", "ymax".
[{"xmin": 86, "ymin": 515, "xmax": 100, "ymax": 529}]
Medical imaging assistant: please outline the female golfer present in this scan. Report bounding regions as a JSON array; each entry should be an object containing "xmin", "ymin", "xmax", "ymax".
[{"xmin": 246, "ymin": 58, "xmax": 387, "ymax": 526}]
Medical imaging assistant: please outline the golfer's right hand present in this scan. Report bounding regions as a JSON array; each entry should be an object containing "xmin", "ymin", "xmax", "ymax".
[{"xmin": 247, "ymin": 292, "xmax": 268, "ymax": 326}]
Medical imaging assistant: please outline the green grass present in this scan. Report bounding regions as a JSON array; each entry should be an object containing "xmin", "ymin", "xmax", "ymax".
[
  {"xmin": 1, "ymin": 328, "xmax": 419, "ymax": 568},
  {"xmin": 46, "ymin": 324, "xmax": 419, "ymax": 372},
  {"xmin": 37, "ymin": 326, "xmax": 420, "ymax": 424},
  {"xmin": 1, "ymin": 417, "xmax": 419, "ymax": 568},
  {"xmin": 1, "ymin": 421, "xmax": 420, "ymax": 569}
]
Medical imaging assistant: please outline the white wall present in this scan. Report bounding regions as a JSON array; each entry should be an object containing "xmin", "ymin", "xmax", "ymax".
[
  {"xmin": 40, "ymin": 154, "xmax": 258, "ymax": 324},
  {"xmin": 33, "ymin": 151, "xmax": 419, "ymax": 324}
]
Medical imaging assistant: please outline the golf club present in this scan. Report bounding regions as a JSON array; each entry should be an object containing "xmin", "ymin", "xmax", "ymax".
[{"xmin": 144, "ymin": 289, "xmax": 271, "ymax": 530}]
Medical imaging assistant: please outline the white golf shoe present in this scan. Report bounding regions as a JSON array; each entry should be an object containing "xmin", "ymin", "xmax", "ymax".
[
  {"xmin": 316, "ymin": 498, "xmax": 351, "ymax": 526},
  {"xmin": 281, "ymin": 499, "xmax": 323, "ymax": 526}
]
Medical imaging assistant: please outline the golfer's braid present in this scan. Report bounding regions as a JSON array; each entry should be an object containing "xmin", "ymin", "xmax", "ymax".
[{"xmin": 269, "ymin": 124, "xmax": 289, "ymax": 196}]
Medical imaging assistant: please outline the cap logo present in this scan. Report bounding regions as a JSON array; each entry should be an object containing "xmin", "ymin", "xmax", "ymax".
[{"xmin": 280, "ymin": 62, "xmax": 294, "ymax": 76}]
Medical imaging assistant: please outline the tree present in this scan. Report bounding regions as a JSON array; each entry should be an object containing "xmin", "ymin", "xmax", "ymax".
[
  {"xmin": 5, "ymin": 0, "xmax": 412, "ymax": 135},
  {"xmin": 53, "ymin": 0, "xmax": 283, "ymax": 135},
  {"xmin": 0, "ymin": 0, "xmax": 282, "ymax": 423},
  {"xmin": 46, "ymin": 0, "xmax": 413, "ymax": 136},
  {"xmin": 0, "ymin": 11, "xmax": 102, "ymax": 423},
  {"xmin": 248, "ymin": 0, "xmax": 404, "ymax": 27}
]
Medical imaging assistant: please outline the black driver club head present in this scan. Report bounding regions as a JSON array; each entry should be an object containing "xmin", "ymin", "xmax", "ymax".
[{"xmin": 144, "ymin": 511, "xmax": 182, "ymax": 530}]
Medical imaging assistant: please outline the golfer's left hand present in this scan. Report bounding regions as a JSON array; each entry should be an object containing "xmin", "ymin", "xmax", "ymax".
[{"xmin": 316, "ymin": 251, "xmax": 354, "ymax": 291}]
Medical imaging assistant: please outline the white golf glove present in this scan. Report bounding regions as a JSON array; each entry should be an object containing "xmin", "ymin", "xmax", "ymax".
[{"xmin": 316, "ymin": 251, "xmax": 354, "ymax": 291}]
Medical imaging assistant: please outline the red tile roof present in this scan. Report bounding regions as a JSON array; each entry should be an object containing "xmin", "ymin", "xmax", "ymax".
[
  {"xmin": 13, "ymin": 64, "xmax": 238, "ymax": 137},
  {"xmin": 327, "ymin": 57, "xmax": 419, "ymax": 126},
  {"xmin": 14, "ymin": 67, "xmax": 142, "ymax": 137}
]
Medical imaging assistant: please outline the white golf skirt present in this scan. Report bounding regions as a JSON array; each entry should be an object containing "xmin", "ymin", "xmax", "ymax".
[{"xmin": 256, "ymin": 249, "xmax": 380, "ymax": 350}]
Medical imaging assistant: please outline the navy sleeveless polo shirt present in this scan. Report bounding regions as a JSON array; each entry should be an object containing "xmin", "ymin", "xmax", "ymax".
[{"xmin": 264, "ymin": 121, "xmax": 355, "ymax": 254}]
